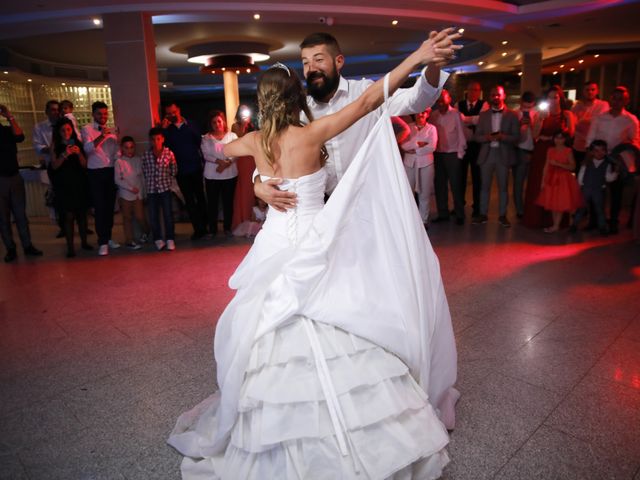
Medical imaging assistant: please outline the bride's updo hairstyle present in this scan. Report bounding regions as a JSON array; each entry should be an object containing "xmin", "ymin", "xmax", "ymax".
[{"xmin": 257, "ymin": 63, "xmax": 315, "ymax": 165}]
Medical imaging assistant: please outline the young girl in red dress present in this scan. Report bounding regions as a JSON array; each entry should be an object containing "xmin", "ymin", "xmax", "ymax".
[{"xmin": 536, "ymin": 130, "xmax": 584, "ymax": 233}]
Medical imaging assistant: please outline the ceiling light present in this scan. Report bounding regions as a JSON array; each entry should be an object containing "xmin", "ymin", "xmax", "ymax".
[
  {"xmin": 560, "ymin": 64, "xmax": 565, "ymax": 68},
  {"xmin": 392, "ymin": 20, "xmax": 399, "ymax": 26},
  {"xmin": 501, "ymin": 52, "xmax": 508, "ymax": 57},
  {"xmin": 253, "ymin": 13, "xmax": 261, "ymax": 20},
  {"xmin": 553, "ymin": 71, "xmax": 558, "ymax": 75},
  {"xmin": 103, "ymin": 84, "xmax": 108, "ymax": 88},
  {"xmin": 518, "ymin": 72, "xmax": 523, "ymax": 76},
  {"xmin": 246, "ymin": 68, "xmax": 251, "ymax": 73},
  {"xmin": 61, "ymin": 82, "xmax": 66, "ymax": 86},
  {"xmin": 570, "ymin": 67, "xmax": 575, "ymax": 71},
  {"xmin": 235, "ymin": 70, "xmax": 240, "ymax": 74},
  {"xmin": 458, "ymin": 28, "xmax": 465, "ymax": 34},
  {"xmin": 27, "ymin": 78, "xmax": 32, "ymax": 82},
  {"xmin": 92, "ymin": 18, "xmax": 101, "ymax": 26},
  {"xmin": 578, "ymin": 59, "xmax": 584, "ymax": 64},
  {"xmin": 501, "ymin": 40, "xmax": 508, "ymax": 45},
  {"xmin": 162, "ymin": 84, "xmax": 167, "ymax": 88},
  {"xmin": 2, "ymin": 71, "xmax": 7, "ymax": 75},
  {"xmin": 594, "ymin": 54, "xmax": 600, "ymax": 58},
  {"xmin": 478, "ymin": 61, "xmax": 484, "ymax": 66}
]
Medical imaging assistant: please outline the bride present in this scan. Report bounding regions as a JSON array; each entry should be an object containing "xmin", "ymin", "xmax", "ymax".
[{"xmin": 169, "ymin": 29, "xmax": 461, "ymax": 479}]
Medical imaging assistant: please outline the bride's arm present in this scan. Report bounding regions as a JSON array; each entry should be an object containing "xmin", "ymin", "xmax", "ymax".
[
  {"xmin": 221, "ymin": 131, "xmax": 258, "ymax": 158},
  {"xmin": 304, "ymin": 28, "xmax": 461, "ymax": 146}
]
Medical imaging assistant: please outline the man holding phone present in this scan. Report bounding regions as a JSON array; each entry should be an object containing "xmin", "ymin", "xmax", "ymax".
[
  {"xmin": 513, "ymin": 91, "xmax": 537, "ymax": 219},
  {"xmin": 472, "ymin": 85, "xmax": 520, "ymax": 227}
]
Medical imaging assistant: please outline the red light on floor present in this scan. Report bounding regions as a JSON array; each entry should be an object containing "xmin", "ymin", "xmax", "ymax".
[
  {"xmin": 632, "ymin": 375, "xmax": 640, "ymax": 389},
  {"xmin": 613, "ymin": 367, "xmax": 623, "ymax": 382}
]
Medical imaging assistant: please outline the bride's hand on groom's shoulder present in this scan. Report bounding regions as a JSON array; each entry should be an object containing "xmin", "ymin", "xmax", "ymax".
[{"xmin": 255, "ymin": 178, "xmax": 298, "ymax": 213}]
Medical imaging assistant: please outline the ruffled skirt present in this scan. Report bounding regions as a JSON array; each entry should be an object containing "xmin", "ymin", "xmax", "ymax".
[{"xmin": 169, "ymin": 316, "xmax": 450, "ymax": 479}]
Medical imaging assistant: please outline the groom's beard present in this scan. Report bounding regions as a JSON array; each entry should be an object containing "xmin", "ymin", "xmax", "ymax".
[{"xmin": 306, "ymin": 67, "xmax": 340, "ymax": 102}]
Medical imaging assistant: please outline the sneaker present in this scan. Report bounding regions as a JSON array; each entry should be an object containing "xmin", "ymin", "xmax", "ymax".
[
  {"xmin": 98, "ymin": 244, "xmax": 109, "ymax": 256},
  {"xmin": 4, "ymin": 247, "xmax": 17, "ymax": 263},
  {"xmin": 166, "ymin": 239, "xmax": 176, "ymax": 251},
  {"xmin": 155, "ymin": 239, "xmax": 166, "ymax": 251},
  {"xmin": 108, "ymin": 240, "xmax": 121, "ymax": 249},
  {"xmin": 24, "ymin": 245, "xmax": 43, "ymax": 256},
  {"xmin": 126, "ymin": 242, "xmax": 142, "ymax": 250},
  {"xmin": 498, "ymin": 216, "xmax": 511, "ymax": 228}
]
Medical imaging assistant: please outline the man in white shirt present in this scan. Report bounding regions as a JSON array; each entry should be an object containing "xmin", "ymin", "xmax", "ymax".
[
  {"xmin": 81, "ymin": 101, "xmax": 120, "ymax": 255},
  {"xmin": 572, "ymin": 81, "xmax": 610, "ymax": 173},
  {"xmin": 254, "ymin": 29, "xmax": 458, "ymax": 209},
  {"xmin": 429, "ymin": 89, "xmax": 468, "ymax": 224},
  {"xmin": 513, "ymin": 91, "xmax": 537, "ymax": 219},
  {"xmin": 586, "ymin": 86, "xmax": 640, "ymax": 233}
]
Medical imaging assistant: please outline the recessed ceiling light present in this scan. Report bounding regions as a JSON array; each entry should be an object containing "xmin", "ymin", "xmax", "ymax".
[
  {"xmin": 103, "ymin": 84, "xmax": 108, "ymax": 88},
  {"xmin": 553, "ymin": 71, "xmax": 558, "ymax": 75},
  {"xmin": 221, "ymin": 67, "xmax": 226, "ymax": 71},
  {"xmin": 27, "ymin": 78, "xmax": 32, "ymax": 82},
  {"xmin": 594, "ymin": 54, "xmax": 600, "ymax": 58},
  {"xmin": 61, "ymin": 82, "xmax": 66, "ymax": 86},
  {"xmin": 501, "ymin": 52, "xmax": 508, "ymax": 57},
  {"xmin": 501, "ymin": 40, "xmax": 508, "ymax": 45},
  {"xmin": 518, "ymin": 72, "xmax": 523, "ymax": 76},
  {"xmin": 570, "ymin": 67, "xmax": 575, "ymax": 71},
  {"xmin": 162, "ymin": 84, "xmax": 167, "ymax": 88},
  {"xmin": 2, "ymin": 71, "xmax": 8, "ymax": 75},
  {"xmin": 560, "ymin": 64, "xmax": 565, "ymax": 68},
  {"xmin": 578, "ymin": 59, "xmax": 584, "ymax": 64},
  {"xmin": 478, "ymin": 61, "xmax": 484, "ymax": 66},
  {"xmin": 458, "ymin": 28, "xmax": 465, "ymax": 34},
  {"xmin": 246, "ymin": 68, "xmax": 251, "ymax": 73},
  {"xmin": 392, "ymin": 20, "xmax": 399, "ymax": 26},
  {"xmin": 235, "ymin": 70, "xmax": 240, "ymax": 74},
  {"xmin": 92, "ymin": 18, "xmax": 101, "ymax": 26},
  {"xmin": 253, "ymin": 13, "xmax": 260, "ymax": 20}
]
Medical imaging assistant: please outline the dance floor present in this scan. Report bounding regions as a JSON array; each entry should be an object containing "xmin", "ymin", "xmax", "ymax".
[{"xmin": 1, "ymin": 206, "xmax": 639, "ymax": 479}]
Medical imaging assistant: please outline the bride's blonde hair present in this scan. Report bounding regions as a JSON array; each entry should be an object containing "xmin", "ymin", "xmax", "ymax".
[{"xmin": 257, "ymin": 65, "xmax": 325, "ymax": 165}]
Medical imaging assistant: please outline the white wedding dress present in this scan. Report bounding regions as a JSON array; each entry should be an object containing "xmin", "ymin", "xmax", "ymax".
[{"xmin": 168, "ymin": 108, "xmax": 458, "ymax": 479}]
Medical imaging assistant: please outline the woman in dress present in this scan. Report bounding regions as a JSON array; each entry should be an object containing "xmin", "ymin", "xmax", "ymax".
[
  {"xmin": 169, "ymin": 30, "xmax": 460, "ymax": 479},
  {"xmin": 231, "ymin": 104, "xmax": 258, "ymax": 230},
  {"xmin": 50, "ymin": 117, "xmax": 91, "ymax": 257},
  {"xmin": 202, "ymin": 110, "xmax": 238, "ymax": 237},
  {"xmin": 522, "ymin": 85, "xmax": 576, "ymax": 228},
  {"xmin": 536, "ymin": 131, "xmax": 584, "ymax": 232}
]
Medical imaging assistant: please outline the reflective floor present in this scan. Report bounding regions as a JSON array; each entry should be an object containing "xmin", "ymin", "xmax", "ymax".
[{"xmin": 1, "ymin": 203, "xmax": 639, "ymax": 479}]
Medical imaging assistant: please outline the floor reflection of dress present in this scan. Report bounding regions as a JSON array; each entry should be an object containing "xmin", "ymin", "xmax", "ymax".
[
  {"xmin": 168, "ymin": 115, "xmax": 458, "ymax": 479},
  {"xmin": 522, "ymin": 112, "xmax": 565, "ymax": 228}
]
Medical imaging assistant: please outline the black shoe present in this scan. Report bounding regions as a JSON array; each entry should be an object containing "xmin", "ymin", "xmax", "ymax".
[
  {"xmin": 55, "ymin": 230, "xmax": 65, "ymax": 238},
  {"xmin": 455, "ymin": 218, "xmax": 464, "ymax": 225},
  {"xmin": 472, "ymin": 215, "xmax": 488, "ymax": 225},
  {"xmin": 431, "ymin": 216, "xmax": 450, "ymax": 223},
  {"xmin": 66, "ymin": 249, "xmax": 76, "ymax": 258},
  {"xmin": 24, "ymin": 245, "xmax": 43, "ymax": 257},
  {"xmin": 81, "ymin": 243, "xmax": 94, "ymax": 251},
  {"xmin": 4, "ymin": 248, "xmax": 17, "ymax": 263},
  {"xmin": 498, "ymin": 216, "xmax": 511, "ymax": 228},
  {"xmin": 584, "ymin": 224, "xmax": 597, "ymax": 232},
  {"xmin": 191, "ymin": 231, "xmax": 206, "ymax": 241},
  {"xmin": 516, "ymin": 213, "xmax": 524, "ymax": 220}
]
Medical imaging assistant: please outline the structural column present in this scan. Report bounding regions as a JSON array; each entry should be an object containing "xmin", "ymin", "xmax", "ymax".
[
  {"xmin": 521, "ymin": 50, "xmax": 543, "ymax": 96},
  {"xmin": 222, "ymin": 71, "xmax": 240, "ymax": 131},
  {"xmin": 103, "ymin": 12, "xmax": 160, "ymax": 146}
]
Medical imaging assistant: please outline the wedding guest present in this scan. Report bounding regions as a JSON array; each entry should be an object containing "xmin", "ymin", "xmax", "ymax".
[
  {"xmin": 472, "ymin": 85, "xmax": 520, "ymax": 227},
  {"xmin": 202, "ymin": 110, "xmax": 238, "ymax": 237},
  {"xmin": 82, "ymin": 101, "xmax": 120, "ymax": 256},
  {"xmin": 571, "ymin": 140, "xmax": 618, "ymax": 235},
  {"xmin": 231, "ymin": 105, "xmax": 257, "ymax": 230},
  {"xmin": 50, "ymin": 118, "xmax": 91, "ymax": 257},
  {"xmin": 0, "ymin": 105, "xmax": 43, "ymax": 262},
  {"xmin": 32, "ymin": 99, "xmax": 63, "ymax": 236},
  {"xmin": 162, "ymin": 102, "xmax": 207, "ymax": 240},
  {"xmin": 232, "ymin": 197, "xmax": 268, "ymax": 238},
  {"xmin": 586, "ymin": 86, "xmax": 640, "ymax": 234},
  {"xmin": 456, "ymin": 80, "xmax": 488, "ymax": 217},
  {"xmin": 536, "ymin": 131, "xmax": 583, "ymax": 233},
  {"xmin": 513, "ymin": 91, "xmax": 537, "ymax": 219},
  {"xmin": 401, "ymin": 108, "xmax": 437, "ymax": 227},
  {"xmin": 142, "ymin": 128, "xmax": 177, "ymax": 251},
  {"xmin": 572, "ymin": 82, "xmax": 609, "ymax": 174},
  {"xmin": 114, "ymin": 136, "xmax": 149, "ymax": 249},
  {"xmin": 60, "ymin": 100, "xmax": 81, "ymax": 138},
  {"xmin": 522, "ymin": 85, "xmax": 575, "ymax": 228},
  {"xmin": 430, "ymin": 89, "xmax": 467, "ymax": 224}
]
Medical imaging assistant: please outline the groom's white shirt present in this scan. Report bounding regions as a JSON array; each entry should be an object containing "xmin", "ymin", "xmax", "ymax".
[{"xmin": 304, "ymin": 67, "xmax": 448, "ymax": 193}]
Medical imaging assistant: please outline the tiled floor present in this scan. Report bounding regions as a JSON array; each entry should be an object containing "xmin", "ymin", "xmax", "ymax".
[{"xmin": 1, "ymin": 208, "xmax": 639, "ymax": 479}]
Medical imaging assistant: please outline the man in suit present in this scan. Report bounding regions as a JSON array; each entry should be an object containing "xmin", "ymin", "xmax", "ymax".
[
  {"xmin": 472, "ymin": 85, "xmax": 520, "ymax": 227},
  {"xmin": 456, "ymin": 81, "xmax": 488, "ymax": 217}
]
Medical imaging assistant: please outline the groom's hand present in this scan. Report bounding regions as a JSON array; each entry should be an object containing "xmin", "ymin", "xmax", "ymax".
[{"xmin": 254, "ymin": 177, "xmax": 298, "ymax": 212}]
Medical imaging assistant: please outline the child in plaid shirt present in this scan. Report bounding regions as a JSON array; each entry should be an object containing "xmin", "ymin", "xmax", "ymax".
[{"xmin": 142, "ymin": 127, "xmax": 177, "ymax": 251}]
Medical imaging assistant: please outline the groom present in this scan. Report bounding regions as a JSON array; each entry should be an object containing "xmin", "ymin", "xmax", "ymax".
[{"xmin": 255, "ymin": 29, "xmax": 457, "ymax": 210}]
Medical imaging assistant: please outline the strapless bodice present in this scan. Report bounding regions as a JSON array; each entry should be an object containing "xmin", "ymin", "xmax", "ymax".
[{"xmin": 259, "ymin": 168, "xmax": 327, "ymax": 245}]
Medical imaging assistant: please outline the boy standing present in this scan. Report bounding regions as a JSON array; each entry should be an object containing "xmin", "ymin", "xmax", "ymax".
[
  {"xmin": 115, "ymin": 136, "xmax": 149, "ymax": 249},
  {"xmin": 142, "ymin": 128, "xmax": 177, "ymax": 251}
]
